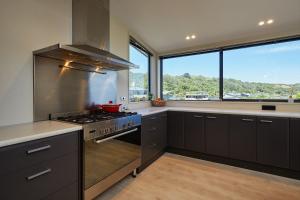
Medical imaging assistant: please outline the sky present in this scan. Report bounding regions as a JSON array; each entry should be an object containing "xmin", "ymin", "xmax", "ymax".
[
  {"xmin": 129, "ymin": 45, "xmax": 149, "ymax": 74},
  {"xmin": 163, "ymin": 40, "xmax": 300, "ymax": 84}
]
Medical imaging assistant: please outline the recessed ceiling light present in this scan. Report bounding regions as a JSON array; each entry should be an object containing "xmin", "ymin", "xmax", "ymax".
[
  {"xmin": 186, "ymin": 36, "xmax": 190, "ymax": 40},
  {"xmin": 267, "ymin": 19, "xmax": 274, "ymax": 24},
  {"xmin": 258, "ymin": 21, "xmax": 265, "ymax": 26},
  {"xmin": 191, "ymin": 35, "xmax": 196, "ymax": 39}
]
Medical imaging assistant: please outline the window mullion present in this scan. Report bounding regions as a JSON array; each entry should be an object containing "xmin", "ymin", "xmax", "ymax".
[{"xmin": 219, "ymin": 50, "xmax": 224, "ymax": 101}]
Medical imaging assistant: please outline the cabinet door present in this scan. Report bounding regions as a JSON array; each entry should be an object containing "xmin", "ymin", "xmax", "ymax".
[
  {"xmin": 229, "ymin": 115, "xmax": 257, "ymax": 162},
  {"xmin": 184, "ymin": 112, "xmax": 205, "ymax": 152},
  {"xmin": 167, "ymin": 111, "xmax": 184, "ymax": 149},
  {"xmin": 205, "ymin": 114, "xmax": 229, "ymax": 157},
  {"xmin": 257, "ymin": 117, "xmax": 289, "ymax": 168},
  {"xmin": 158, "ymin": 112, "xmax": 167, "ymax": 151},
  {"xmin": 291, "ymin": 119, "xmax": 300, "ymax": 171}
]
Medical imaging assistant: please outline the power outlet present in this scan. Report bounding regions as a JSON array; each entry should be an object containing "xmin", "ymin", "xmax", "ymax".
[{"xmin": 120, "ymin": 96, "xmax": 127, "ymax": 101}]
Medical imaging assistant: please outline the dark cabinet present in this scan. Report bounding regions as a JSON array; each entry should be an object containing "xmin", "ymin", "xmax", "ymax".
[
  {"xmin": 141, "ymin": 112, "xmax": 167, "ymax": 168},
  {"xmin": 184, "ymin": 112, "xmax": 205, "ymax": 152},
  {"xmin": 0, "ymin": 132, "xmax": 80, "ymax": 200},
  {"xmin": 257, "ymin": 117, "xmax": 289, "ymax": 168},
  {"xmin": 205, "ymin": 114, "xmax": 229, "ymax": 157},
  {"xmin": 158, "ymin": 112, "xmax": 168, "ymax": 150},
  {"xmin": 167, "ymin": 111, "xmax": 184, "ymax": 149},
  {"xmin": 229, "ymin": 115, "xmax": 257, "ymax": 162},
  {"xmin": 291, "ymin": 119, "xmax": 300, "ymax": 171}
]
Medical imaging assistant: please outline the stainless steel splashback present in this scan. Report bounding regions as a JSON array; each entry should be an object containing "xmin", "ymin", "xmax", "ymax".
[{"xmin": 34, "ymin": 56, "xmax": 117, "ymax": 121}]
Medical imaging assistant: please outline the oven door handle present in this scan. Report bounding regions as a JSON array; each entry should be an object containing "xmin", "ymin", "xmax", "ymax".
[{"xmin": 94, "ymin": 128, "xmax": 138, "ymax": 144}]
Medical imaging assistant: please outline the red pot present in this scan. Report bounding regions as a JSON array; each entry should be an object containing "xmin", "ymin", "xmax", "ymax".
[{"xmin": 99, "ymin": 103, "xmax": 122, "ymax": 113}]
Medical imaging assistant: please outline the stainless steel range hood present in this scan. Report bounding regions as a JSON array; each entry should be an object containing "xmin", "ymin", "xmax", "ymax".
[{"xmin": 33, "ymin": 0, "xmax": 137, "ymax": 71}]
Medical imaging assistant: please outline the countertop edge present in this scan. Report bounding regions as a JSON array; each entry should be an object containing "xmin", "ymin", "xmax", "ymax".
[
  {"xmin": 0, "ymin": 126, "xmax": 82, "ymax": 148},
  {"xmin": 132, "ymin": 107, "xmax": 300, "ymax": 118}
]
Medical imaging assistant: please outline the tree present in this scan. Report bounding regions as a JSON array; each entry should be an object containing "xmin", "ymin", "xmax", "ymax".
[{"xmin": 183, "ymin": 73, "xmax": 191, "ymax": 79}]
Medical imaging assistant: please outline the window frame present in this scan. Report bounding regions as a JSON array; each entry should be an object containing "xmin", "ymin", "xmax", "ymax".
[
  {"xmin": 160, "ymin": 35, "xmax": 300, "ymax": 102},
  {"xmin": 160, "ymin": 49, "xmax": 222, "ymax": 101},
  {"xmin": 129, "ymin": 37, "xmax": 152, "ymax": 102}
]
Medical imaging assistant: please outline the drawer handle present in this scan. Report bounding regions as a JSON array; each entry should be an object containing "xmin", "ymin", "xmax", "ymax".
[
  {"xmin": 151, "ymin": 143, "xmax": 157, "ymax": 148},
  {"xmin": 241, "ymin": 119, "xmax": 255, "ymax": 122},
  {"xmin": 206, "ymin": 116, "xmax": 217, "ymax": 119},
  {"xmin": 27, "ymin": 145, "xmax": 51, "ymax": 155},
  {"xmin": 260, "ymin": 120, "xmax": 273, "ymax": 123},
  {"xmin": 194, "ymin": 115, "xmax": 203, "ymax": 118},
  {"xmin": 26, "ymin": 168, "xmax": 51, "ymax": 181},
  {"xmin": 150, "ymin": 117, "xmax": 157, "ymax": 120}
]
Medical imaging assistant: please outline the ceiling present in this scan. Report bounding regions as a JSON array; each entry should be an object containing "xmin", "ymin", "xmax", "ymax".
[{"xmin": 110, "ymin": 0, "xmax": 300, "ymax": 54}]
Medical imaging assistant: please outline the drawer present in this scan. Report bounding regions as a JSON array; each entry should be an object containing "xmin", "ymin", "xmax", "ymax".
[
  {"xmin": 44, "ymin": 182, "xmax": 79, "ymax": 200},
  {"xmin": 142, "ymin": 141, "xmax": 160, "ymax": 164},
  {"xmin": 142, "ymin": 126, "xmax": 159, "ymax": 143},
  {"xmin": 143, "ymin": 113, "xmax": 161, "ymax": 122},
  {"xmin": 0, "ymin": 131, "xmax": 78, "ymax": 174},
  {"xmin": 0, "ymin": 153, "xmax": 78, "ymax": 200}
]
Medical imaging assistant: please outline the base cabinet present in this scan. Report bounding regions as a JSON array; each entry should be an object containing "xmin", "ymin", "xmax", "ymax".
[
  {"xmin": 141, "ymin": 112, "xmax": 167, "ymax": 169},
  {"xmin": 0, "ymin": 132, "xmax": 80, "ymax": 200},
  {"xmin": 156, "ymin": 110, "xmax": 299, "ymax": 178},
  {"xmin": 257, "ymin": 117, "xmax": 289, "ymax": 168},
  {"xmin": 167, "ymin": 112, "xmax": 184, "ymax": 149},
  {"xmin": 205, "ymin": 114, "xmax": 229, "ymax": 157},
  {"xmin": 291, "ymin": 119, "xmax": 300, "ymax": 171},
  {"xmin": 229, "ymin": 115, "xmax": 257, "ymax": 162},
  {"xmin": 184, "ymin": 112, "xmax": 205, "ymax": 152}
]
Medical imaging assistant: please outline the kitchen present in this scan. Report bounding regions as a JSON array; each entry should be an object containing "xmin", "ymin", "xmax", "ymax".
[{"xmin": 0, "ymin": 0, "xmax": 300, "ymax": 199}]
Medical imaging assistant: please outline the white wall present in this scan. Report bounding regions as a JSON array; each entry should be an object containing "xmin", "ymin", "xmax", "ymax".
[{"xmin": 0, "ymin": 0, "xmax": 72, "ymax": 126}]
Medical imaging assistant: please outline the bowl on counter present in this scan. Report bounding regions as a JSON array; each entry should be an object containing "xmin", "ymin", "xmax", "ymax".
[{"xmin": 151, "ymin": 99, "xmax": 166, "ymax": 107}]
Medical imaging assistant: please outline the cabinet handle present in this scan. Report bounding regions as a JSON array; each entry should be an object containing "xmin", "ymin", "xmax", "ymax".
[
  {"xmin": 26, "ymin": 168, "xmax": 51, "ymax": 181},
  {"xmin": 27, "ymin": 145, "xmax": 51, "ymax": 155},
  {"xmin": 241, "ymin": 119, "xmax": 255, "ymax": 122},
  {"xmin": 260, "ymin": 120, "xmax": 273, "ymax": 123},
  {"xmin": 206, "ymin": 116, "xmax": 217, "ymax": 119},
  {"xmin": 194, "ymin": 115, "xmax": 203, "ymax": 118},
  {"xmin": 150, "ymin": 117, "xmax": 157, "ymax": 120},
  {"xmin": 151, "ymin": 143, "xmax": 157, "ymax": 148}
]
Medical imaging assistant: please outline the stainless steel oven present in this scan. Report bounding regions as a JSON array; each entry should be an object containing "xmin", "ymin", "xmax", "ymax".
[
  {"xmin": 53, "ymin": 111, "xmax": 142, "ymax": 200},
  {"xmin": 84, "ymin": 126, "xmax": 141, "ymax": 200}
]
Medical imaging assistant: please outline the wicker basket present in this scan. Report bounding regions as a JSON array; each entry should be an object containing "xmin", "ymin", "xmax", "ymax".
[{"xmin": 151, "ymin": 100, "xmax": 166, "ymax": 107}]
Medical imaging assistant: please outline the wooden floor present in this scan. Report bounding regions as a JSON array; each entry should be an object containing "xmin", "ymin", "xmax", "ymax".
[{"xmin": 96, "ymin": 153, "xmax": 300, "ymax": 200}]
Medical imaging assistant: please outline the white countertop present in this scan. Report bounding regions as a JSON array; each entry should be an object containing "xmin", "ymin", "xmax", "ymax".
[
  {"xmin": 0, "ymin": 121, "xmax": 82, "ymax": 148},
  {"xmin": 130, "ymin": 106, "xmax": 300, "ymax": 118}
]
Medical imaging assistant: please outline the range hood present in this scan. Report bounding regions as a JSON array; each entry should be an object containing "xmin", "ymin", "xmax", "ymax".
[{"xmin": 33, "ymin": 0, "xmax": 137, "ymax": 71}]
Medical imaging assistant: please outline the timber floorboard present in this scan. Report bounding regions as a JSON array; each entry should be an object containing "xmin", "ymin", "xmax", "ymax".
[{"xmin": 96, "ymin": 153, "xmax": 300, "ymax": 200}]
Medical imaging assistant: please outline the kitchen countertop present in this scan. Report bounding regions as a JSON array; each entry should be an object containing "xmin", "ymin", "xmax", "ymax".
[
  {"xmin": 0, "ymin": 121, "xmax": 82, "ymax": 148},
  {"xmin": 130, "ymin": 106, "xmax": 300, "ymax": 118}
]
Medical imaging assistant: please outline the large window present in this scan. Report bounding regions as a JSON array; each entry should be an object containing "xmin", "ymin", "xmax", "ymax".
[
  {"xmin": 223, "ymin": 40, "xmax": 300, "ymax": 100},
  {"xmin": 162, "ymin": 52, "xmax": 219, "ymax": 100},
  {"xmin": 161, "ymin": 37, "xmax": 300, "ymax": 102},
  {"xmin": 129, "ymin": 39, "xmax": 151, "ymax": 102}
]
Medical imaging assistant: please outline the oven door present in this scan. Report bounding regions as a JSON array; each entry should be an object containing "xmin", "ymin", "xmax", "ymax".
[{"xmin": 84, "ymin": 127, "xmax": 141, "ymax": 198}]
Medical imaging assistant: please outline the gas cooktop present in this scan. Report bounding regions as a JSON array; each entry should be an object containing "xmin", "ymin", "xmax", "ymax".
[
  {"xmin": 53, "ymin": 110, "xmax": 141, "ymax": 141},
  {"xmin": 56, "ymin": 111, "xmax": 138, "ymax": 124}
]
